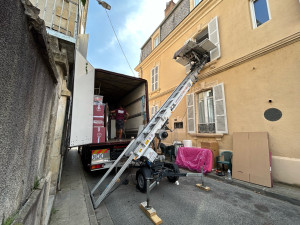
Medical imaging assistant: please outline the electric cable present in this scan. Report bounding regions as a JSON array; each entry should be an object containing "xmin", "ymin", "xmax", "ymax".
[{"xmin": 104, "ymin": 9, "xmax": 136, "ymax": 77}]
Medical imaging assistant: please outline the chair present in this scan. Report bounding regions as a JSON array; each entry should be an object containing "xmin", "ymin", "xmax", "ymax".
[
  {"xmin": 216, "ymin": 151, "xmax": 232, "ymax": 172},
  {"xmin": 160, "ymin": 143, "xmax": 175, "ymax": 161}
]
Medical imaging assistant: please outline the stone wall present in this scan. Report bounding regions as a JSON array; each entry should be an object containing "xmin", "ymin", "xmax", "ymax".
[
  {"xmin": 140, "ymin": 0, "xmax": 190, "ymax": 63},
  {"xmin": 140, "ymin": 39, "xmax": 152, "ymax": 63},
  {"xmin": 0, "ymin": 0, "xmax": 59, "ymax": 223},
  {"xmin": 160, "ymin": 0, "xmax": 190, "ymax": 42}
]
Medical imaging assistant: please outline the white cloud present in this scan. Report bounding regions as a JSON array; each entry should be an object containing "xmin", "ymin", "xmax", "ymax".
[{"xmin": 107, "ymin": 0, "xmax": 179, "ymax": 76}]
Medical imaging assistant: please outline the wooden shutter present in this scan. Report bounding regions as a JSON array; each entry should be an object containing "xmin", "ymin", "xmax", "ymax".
[
  {"xmin": 151, "ymin": 106, "xmax": 155, "ymax": 118},
  {"xmin": 208, "ymin": 16, "xmax": 221, "ymax": 61},
  {"xmin": 186, "ymin": 93, "xmax": 196, "ymax": 133},
  {"xmin": 213, "ymin": 83, "xmax": 228, "ymax": 134},
  {"xmin": 155, "ymin": 66, "xmax": 158, "ymax": 90},
  {"xmin": 151, "ymin": 68, "xmax": 155, "ymax": 91}
]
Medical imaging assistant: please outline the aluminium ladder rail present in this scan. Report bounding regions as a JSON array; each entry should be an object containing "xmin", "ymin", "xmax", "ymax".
[{"xmin": 90, "ymin": 55, "xmax": 209, "ymax": 209}]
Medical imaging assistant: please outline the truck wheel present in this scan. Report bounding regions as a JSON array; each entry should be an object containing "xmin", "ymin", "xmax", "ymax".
[
  {"xmin": 136, "ymin": 167, "xmax": 151, "ymax": 193},
  {"xmin": 166, "ymin": 163, "xmax": 180, "ymax": 183}
]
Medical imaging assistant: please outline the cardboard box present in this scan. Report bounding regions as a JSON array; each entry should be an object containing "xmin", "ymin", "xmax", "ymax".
[
  {"xmin": 94, "ymin": 95, "xmax": 103, "ymax": 103},
  {"xmin": 93, "ymin": 116, "xmax": 105, "ymax": 126},
  {"xmin": 93, "ymin": 103, "xmax": 105, "ymax": 117},
  {"xmin": 232, "ymin": 132, "xmax": 272, "ymax": 187},
  {"xmin": 93, "ymin": 126, "xmax": 106, "ymax": 144},
  {"xmin": 201, "ymin": 142, "xmax": 219, "ymax": 168}
]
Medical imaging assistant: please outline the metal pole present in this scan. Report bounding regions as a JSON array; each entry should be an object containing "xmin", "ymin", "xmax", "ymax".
[
  {"xmin": 146, "ymin": 179, "xmax": 151, "ymax": 210},
  {"xmin": 201, "ymin": 166, "xmax": 204, "ymax": 186}
]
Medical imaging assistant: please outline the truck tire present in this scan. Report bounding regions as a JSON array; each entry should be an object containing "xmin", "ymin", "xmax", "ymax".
[
  {"xmin": 165, "ymin": 163, "xmax": 180, "ymax": 183},
  {"xmin": 136, "ymin": 167, "xmax": 152, "ymax": 193}
]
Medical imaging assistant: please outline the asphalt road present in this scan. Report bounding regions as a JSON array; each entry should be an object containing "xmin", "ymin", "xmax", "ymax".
[{"xmin": 85, "ymin": 167, "xmax": 300, "ymax": 225}]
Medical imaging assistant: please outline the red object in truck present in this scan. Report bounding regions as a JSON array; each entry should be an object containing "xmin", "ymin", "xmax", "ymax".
[
  {"xmin": 93, "ymin": 126, "xmax": 106, "ymax": 143},
  {"xmin": 94, "ymin": 95, "xmax": 103, "ymax": 103},
  {"xmin": 93, "ymin": 103, "xmax": 105, "ymax": 117},
  {"xmin": 93, "ymin": 116, "xmax": 105, "ymax": 126}
]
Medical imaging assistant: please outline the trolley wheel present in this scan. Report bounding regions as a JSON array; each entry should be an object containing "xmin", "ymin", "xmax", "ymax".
[
  {"xmin": 166, "ymin": 163, "xmax": 180, "ymax": 183},
  {"xmin": 136, "ymin": 167, "xmax": 151, "ymax": 193}
]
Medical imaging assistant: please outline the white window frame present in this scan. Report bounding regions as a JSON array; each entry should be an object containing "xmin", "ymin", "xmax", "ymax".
[
  {"xmin": 249, "ymin": 0, "xmax": 271, "ymax": 29},
  {"xmin": 151, "ymin": 105, "xmax": 159, "ymax": 118},
  {"xmin": 197, "ymin": 90, "xmax": 215, "ymax": 133},
  {"xmin": 213, "ymin": 83, "xmax": 228, "ymax": 134},
  {"xmin": 186, "ymin": 93, "xmax": 196, "ymax": 133},
  {"xmin": 153, "ymin": 35, "xmax": 159, "ymax": 48},
  {"xmin": 188, "ymin": 83, "xmax": 228, "ymax": 134},
  {"xmin": 208, "ymin": 16, "xmax": 221, "ymax": 61},
  {"xmin": 194, "ymin": 0, "xmax": 203, "ymax": 8},
  {"xmin": 151, "ymin": 66, "xmax": 159, "ymax": 92}
]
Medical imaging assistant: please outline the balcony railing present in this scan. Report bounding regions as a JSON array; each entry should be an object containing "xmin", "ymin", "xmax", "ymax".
[{"xmin": 32, "ymin": 0, "xmax": 80, "ymax": 43}]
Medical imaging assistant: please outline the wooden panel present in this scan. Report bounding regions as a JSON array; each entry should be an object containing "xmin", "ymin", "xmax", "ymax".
[
  {"xmin": 232, "ymin": 132, "xmax": 250, "ymax": 181},
  {"xmin": 201, "ymin": 142, "xmax": 219, "ymax": 168},
  {"xmin": 232, "ymin": 132, "xmax": 272, "ymax": 187},
  {"xmin": 249, "ymin": 132, "xmax": 272, "ymax": 187}
]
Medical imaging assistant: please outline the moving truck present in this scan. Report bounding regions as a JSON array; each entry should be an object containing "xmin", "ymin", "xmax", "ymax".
[{"xmin": 70, "ymin": 51, "xmax": 149, "ymax": 171}]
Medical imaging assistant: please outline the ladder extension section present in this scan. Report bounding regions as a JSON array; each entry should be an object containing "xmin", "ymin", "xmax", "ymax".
[{"xmin": 91, "ymin": 51, "xmax": 210, "ymax": 209}]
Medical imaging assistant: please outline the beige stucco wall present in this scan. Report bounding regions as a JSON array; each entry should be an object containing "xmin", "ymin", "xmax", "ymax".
[{"xmin": 136, "ymin": 0, "xmax": 300, "ymax": 185}]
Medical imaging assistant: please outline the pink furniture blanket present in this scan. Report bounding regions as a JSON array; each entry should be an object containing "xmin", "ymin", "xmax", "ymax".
[{"xmin": 175, "ymin": 147, "xmax": 213, "ymax": 173}]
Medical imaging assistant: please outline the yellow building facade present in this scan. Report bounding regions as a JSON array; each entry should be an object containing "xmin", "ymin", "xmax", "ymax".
[{"xmin": 135, "ymin": 0, "xmax": 300, "ymax": 185}]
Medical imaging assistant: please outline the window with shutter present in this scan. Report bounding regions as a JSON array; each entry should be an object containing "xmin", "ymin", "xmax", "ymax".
[
  {"xmin": 151, "ymin": 66, "xmax": 159, "ymax": 92},
  {"xmin": 197, "ymin": 90, "xmax": 215, "ymax": 133},
  {"xmin": 208, "ymin": 16, "xmax": 221, "ymax": 61},
  {"xmin": 186, "ymin": 93, "xmax": 196, "ymax": 133},
  {"xmin": 189, "ymin": 16, "xmax": 220, "ymax": 63},
  {"xmin": 151, "ymin": 105, "xmax": 158, "ymax": 118},
  {"xmin": 213, "ymin": 83, "xmax": 228, "ymax": 134}
]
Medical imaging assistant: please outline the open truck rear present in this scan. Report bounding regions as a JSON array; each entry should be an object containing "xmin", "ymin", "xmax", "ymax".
[{"xmin": 69, "ymin": 52, "xmax": 149, "ymax": 171}]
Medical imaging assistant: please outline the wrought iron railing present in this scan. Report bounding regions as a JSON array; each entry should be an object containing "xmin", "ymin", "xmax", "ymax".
[{"xmin": 31, "ymin": 0, "xmax": 80, "ymax": 43}]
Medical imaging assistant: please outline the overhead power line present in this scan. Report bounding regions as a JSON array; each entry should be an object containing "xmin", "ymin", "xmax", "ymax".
[{"xmin": 104, "ymin": 9, "xmax": 136, "ymax": 77}]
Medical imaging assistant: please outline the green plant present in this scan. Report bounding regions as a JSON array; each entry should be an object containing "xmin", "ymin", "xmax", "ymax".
[
  {"xmin": 51, "ymin": 208, "xmax": 58, "ymax": 216},
  {"xmin": 2, "ymin": 212, "xmax": 18, "ymax": 225},
  {"xmin": 81, "ymin": 0, "xmax": 86, "ymax": 7},
  {"xmin": 33, "ymin": 177, "xmax": 40, "ymax": 190}
]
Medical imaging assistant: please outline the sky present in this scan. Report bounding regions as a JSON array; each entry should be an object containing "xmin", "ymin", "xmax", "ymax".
[{"xmin": 85, "ymin": 0, "xmax": 179, "ymax": 77}]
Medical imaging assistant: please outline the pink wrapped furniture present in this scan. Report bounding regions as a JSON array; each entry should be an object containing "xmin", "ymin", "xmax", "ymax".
[{"xmin": 175, "ymin": 147, "xmax": 213, "ymax": 173}]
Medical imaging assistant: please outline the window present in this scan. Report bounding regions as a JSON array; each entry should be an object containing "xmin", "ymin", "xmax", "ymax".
[
  {"xmin": 185, "ymin": 17, "xmax": 220, "ymax": 74},
  {"xmin": 198, "ymin": 90, "xmax": 215, "ymax": 133},
  {"xmin": 194, "ymin": 17, "xmax": 221, "ymax": 62},
  {"xmin": 151, "ymin": 105, "xmax": 158, "ymax": 118},
  {"xmin": 174, "ymin": 122, "xmax": 183, "ymax": 129},
  {"xmin": 194, "ymin": 0, "xmax": 203, "ymax": 7},
  {"xmin": 186, "ymin": 83, "xmax": 228, "ymax": 134},
  {"xmin": 194, "ymin": 27, "xmax": 210, "ymax": 62},
  {"xmin": 250, "ymin": 0, "xmax": 271, "ymax": 29},
  {"xmin": 151, "ymin": 66, "xmax": 158, "ymax": 91},
  {"xmin": 153, "ymin": 35, "xmax": 159, "ymax": 48}
]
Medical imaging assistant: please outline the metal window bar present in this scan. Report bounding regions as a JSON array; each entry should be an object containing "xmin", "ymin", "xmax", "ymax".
[
  {"xmin": 74, "ymin": 1, "xmax": 79, "ymax": 39},
  {"xmin": 66, "ymin": 1, "xmax": 71, "ymax": 36},
  {"xmin": 46, "ymin": 0, "xmax": 79, "ymax": 39},
  {"xmin": 43, "ymin": 0, "xmax": 48, "ymax": 20},
  {"xmin": 58, "ymin": 0, "xmax": 66, "ymax": 33},
  {"xmin": 50, "ymin": 0, "xmax": 58, "ymax": 29}
]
